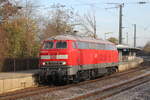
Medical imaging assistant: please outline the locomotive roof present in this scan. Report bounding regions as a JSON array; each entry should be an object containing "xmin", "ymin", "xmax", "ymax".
[{"xmin": 46, "ymin": 35, "xmax": 114, "ymax": 45}]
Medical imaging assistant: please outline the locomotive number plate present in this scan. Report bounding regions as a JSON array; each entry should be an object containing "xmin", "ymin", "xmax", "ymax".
[{"xmin": 41, "ymin": 55, "xmax": 50, "ymax": 59}]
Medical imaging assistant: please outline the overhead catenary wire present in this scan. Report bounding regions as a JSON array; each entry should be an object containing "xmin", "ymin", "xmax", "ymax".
[{"xmin": 20, "ymin": 0, "xmax": 150, "ymax": 45}]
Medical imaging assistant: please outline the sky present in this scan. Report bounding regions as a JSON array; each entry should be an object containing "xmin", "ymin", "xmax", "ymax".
[{"xmin": 23, "ymin": 0, "xmax": 150, "ymax": 47}]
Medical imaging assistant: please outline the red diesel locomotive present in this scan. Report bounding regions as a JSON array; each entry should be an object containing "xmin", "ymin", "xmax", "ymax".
[{"xmin": 39, "ymin": 35, "xmax": 119, "ymax": 82}]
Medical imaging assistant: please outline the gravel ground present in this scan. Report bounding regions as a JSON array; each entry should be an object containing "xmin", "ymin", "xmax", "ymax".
[
  {"xmin": 105, "ymin": 81, "xmax": 150, "ymax": 100},
  {"xmin": 16, "ymin": 69, "xmax": 150, "ymax": 100}
]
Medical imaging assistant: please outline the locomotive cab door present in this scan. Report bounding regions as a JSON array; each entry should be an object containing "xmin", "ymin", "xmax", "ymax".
[
  {"xmin": 72, "ymin": 41, "xmax": 81, "ymax": 65},
  {"xmin": 74, "ymin": 41, "xmax": 83, "ymax": 66}
]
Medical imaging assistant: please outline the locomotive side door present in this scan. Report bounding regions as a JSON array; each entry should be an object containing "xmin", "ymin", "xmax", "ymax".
[
  {"xmin": 76, "ymin": 41, "xmax": 83, "ymax": 66},
  {"xmin": 72, "ymin": 41, "xmax": 81, "ymax": 66},
  {"xmin": 75, "ymin": 41, "xmax": 81, "ymax": 65},
  {"xmin": 77, "ymin": 49, "xmax": 81, "ymax": 66}
]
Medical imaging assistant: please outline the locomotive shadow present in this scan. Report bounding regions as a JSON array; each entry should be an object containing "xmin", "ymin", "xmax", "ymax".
[
  {"xmin": 37, "ymin": 75, "xmax": 71, "ymax": 86},
  {"xmin": 37, "ymin": 73, "xmax": 108, "ymax": 86}
]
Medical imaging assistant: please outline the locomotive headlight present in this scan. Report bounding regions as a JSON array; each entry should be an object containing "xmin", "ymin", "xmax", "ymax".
[
  {"xmin": 62, "ymin": 61, "xmax": 66, "ymax": 65},
  {"xmin": 56, "ymin": 55, "xmax": 68, "ymax": 59},
  {"xmin": 42, "ymin": 62, "xmax": 46, "ymax": 66}
]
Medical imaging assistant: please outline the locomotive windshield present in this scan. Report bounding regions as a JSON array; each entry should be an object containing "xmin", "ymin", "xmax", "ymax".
[
  {"xmin": 56, "ymin": 41, "xmax": 67, "ymax": 48},
  {"xmin": 42, "ymin": 41, "xmax": 54, "ymax": 49}
]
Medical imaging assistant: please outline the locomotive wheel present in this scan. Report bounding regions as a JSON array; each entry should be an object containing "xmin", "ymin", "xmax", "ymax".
[
  {"xmin": 90, "ymin": 70, "xmax": 96, "ymax": 79},
  {"xmin": 38, "ymin": 75, "xmax": 48, "ymax": 84},
  {"xmin": 73, "ymin": 72, "xmax": 81, "ymax": 83}
]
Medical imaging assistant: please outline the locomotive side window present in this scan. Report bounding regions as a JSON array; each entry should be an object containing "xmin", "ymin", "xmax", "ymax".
[
  {"xmin": 77, "ymin": 41, "xmax": 89, "ymax": 49},
  {"xmin": 56, "ymin": 41, "xmax": 67, "ymax": 48},
  {"xmin": 105, "ymin": 44, "xmax": 112, "ymax": 50},
  {"xmin": 76, "ymin": 41, "xmax": 117, "ymax": 50},
  {"xmin": 89, "ymin": 43, "xmax": 96, "ymax": 49},
  {"xmin": 105, "ymin": 45, "xmax": 109, "ymax": 50},
  {"xmin": 97, "ymin": 44, "xmax": 105, "ymax": 50},
  {"xmin": 77, "ymin": 42, "xmax": 83, "ymax": 49},
  {"xmin": 105, "ymin": 44, "xmax": 116, "ymax": 50},
  {"xmin": 43, "ymin": 41, "xmax": 53, "ymax": 49},
  {"xmin": 109, "ymin": 45, "xmax": 116, "ymax": 50},
  {"xmin": 112, "ymin": 45, "xmax": 117, "ymax": 50}
]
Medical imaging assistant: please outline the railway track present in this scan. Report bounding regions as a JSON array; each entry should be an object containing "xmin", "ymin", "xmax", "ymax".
[
  {"xmin": 0, "ymin": 64, "xmax": 149, "ymax": 100},
  {"xmin": 70, "ymin": 73, "xmax": 150, "ymax": 100}
]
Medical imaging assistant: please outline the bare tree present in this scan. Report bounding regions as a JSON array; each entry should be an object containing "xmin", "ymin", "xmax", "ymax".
[
  {"xmin": 0, "ymin": 25, "xmax": 9, "ymax": 71},
  {"xmin": 42, "ymin": 4, "xmax": 77, "ymax": 39},
  {"xmin": 0, "ymin": 0, "xmax": 39, "ymax": 58},
  {"xmin": 107, "ymin": 37, "xmax": 119, "ymax": 45},
  {"xmin": 79, "ymin": 10, "xmax": 97, "ymax": 38},
  {"xmin": 0, "ymin": 0, "xmax": 20, "ymax": 23}
]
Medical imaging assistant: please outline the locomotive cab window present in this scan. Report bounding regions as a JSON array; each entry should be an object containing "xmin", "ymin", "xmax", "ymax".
[
  {"xmin": 56, "ymin": 41, "xmax": 67, "ymax": 48},
  {"xmin": 42, "ymin": 41, "xmax": 54, "ymax": 49},
  {"xmin": 72, "ymin": 42, "xmax": 77, "ymax": 48}
]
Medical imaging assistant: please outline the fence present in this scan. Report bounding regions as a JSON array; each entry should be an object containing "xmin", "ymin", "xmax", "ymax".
[{"xmin": 0, "ymin": 58, "xmax": 39, "ymax": 72}]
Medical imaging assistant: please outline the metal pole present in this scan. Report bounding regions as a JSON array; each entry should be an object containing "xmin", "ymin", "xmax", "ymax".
[
  {"xmin": 119, "ymin": 4, "xmax": 123, "ymax": 44},
  {"xmin": 14, "ymin": 58, "xmax": 16, "ymax": 72},
  {"xmin": 134, "ymin": 24, "xmax": 136, "ymax": 48},
  {"xmin": 94, "ymin": 15, "xmax": 96, "ymax": 39},
  {"xmin": 126, "ymin": 32, "xmax": 128, "ymax": 45}
]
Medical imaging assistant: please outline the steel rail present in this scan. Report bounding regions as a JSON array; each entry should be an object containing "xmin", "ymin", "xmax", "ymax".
[
  {"xmin": 0, "ymin": 65, "xmax": 149, "ymax": 100},
  {"xmin": 70, "ymin": 74, "xmax": 150, "ymax": 100}
]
